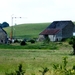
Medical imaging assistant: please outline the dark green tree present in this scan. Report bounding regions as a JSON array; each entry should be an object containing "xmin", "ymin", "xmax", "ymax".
[{"xmin": 1, "ymin": 22, "xmax": 9, "ymax": 28}]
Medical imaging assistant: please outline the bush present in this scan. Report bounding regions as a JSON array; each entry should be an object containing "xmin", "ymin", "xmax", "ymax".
[
  {"xmin": 14, "ymin": 39, "xmax": 19, "ymax": 43},
  {"xmin": 20, "ymin": 41, "xmax": 27, "ymax": 46},
  {"xmin": 28, "ymin": 39, "xmax": 35, "ymax": 43}
]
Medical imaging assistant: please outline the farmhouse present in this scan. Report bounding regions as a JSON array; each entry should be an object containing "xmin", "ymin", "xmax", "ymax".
[
  {"xmin": 0, "ymin": 28, "xmax": 8, "ymax": 44},
  {"xmin": 39, "ymin": 20, "xmax": 75, "ymax": 41}
]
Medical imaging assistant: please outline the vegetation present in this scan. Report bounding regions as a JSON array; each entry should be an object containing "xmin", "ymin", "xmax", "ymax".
[
  {"xmin": 20, "ymin": 41, "xmax": 27, "ymax": 46},
  {"xmin": 0, "ymin": 41, "xmax": 58, "ymax": 49},
  {"xmin": 28, "ymin": 39, "xmax": 36, "ymax": 43},
  {"xmin": 0, "ymin": 47, "xmax": 73, "ymax": 75},
  {"xmin": 4, "ymin": 23, "xmax": 50, "ymax": 39},
  {"xmin": 1, "ymin": 22, "xmax": 75, "ymax": 75},
  {"xmin": 4, "ymin": 56, "xmax": 75, "ymax": 75},
  {"xmin": 4, "ymin": 55, "xmax": 75, "ymax": 75},
  {"xmin": 0, "ymin": 22, "xmax": 9, "ymax": 28},
  {"xmin": 69, "ymin": 36, "xmax": 75, "ymax": 55},
  {"xmin": 5, "ymin": 64, "xmax": 25, "ymax": 75}
]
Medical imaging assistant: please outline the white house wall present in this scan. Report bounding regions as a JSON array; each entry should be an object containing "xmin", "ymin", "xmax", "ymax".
[{"xmin": 48, "ymin": 35, "xmax": 56, "ymax": 41}]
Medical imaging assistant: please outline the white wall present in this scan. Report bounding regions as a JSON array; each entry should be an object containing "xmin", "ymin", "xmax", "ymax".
[
  {"xmin": 73, "ymin": 32, "xmax": 75, "ymax": 36},
  {"xmin": 48, "ymin": 35, "xmax": 56, "ymax": 41}
]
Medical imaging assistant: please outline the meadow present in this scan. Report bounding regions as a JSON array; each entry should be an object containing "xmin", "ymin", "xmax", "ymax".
[
  {"xmin": 1, "ymin": 22, "xmax": 75, "ymax": 75},
  {"xmin": 0, "ymin": 47, "xmax": 75, "ymax": 75},
  {"xmin": 4, "ymin": 23, "xmax": 50, "ymax": 39}
]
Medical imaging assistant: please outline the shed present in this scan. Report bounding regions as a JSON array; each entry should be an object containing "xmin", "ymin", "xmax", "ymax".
[{"xmin": 39, "ymin": 20, "xmax": 75, "ymax": 41}]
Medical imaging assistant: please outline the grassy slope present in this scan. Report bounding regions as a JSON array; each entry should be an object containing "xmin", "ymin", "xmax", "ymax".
[
  {"xmin": 4, "ymin": 23, "xmax": 50, "ymax": 39},
  {"xmin": 4, "ymin": 22, "xmax": 75, "ymax": 39}
]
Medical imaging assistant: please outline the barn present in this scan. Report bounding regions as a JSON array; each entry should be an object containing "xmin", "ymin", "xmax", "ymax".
[
  {"xmin": 0, "ymin": 28, "xmax": 8, "ymax": 44},
  {"xmin": 39, "ymin": 20, "xmax": 75, "ymax": 41}
]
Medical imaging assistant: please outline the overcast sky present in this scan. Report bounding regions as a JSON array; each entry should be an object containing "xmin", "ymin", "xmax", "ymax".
[{"xmin": 0, "ymin": 0, "xmax": 75, "ymax": 26}]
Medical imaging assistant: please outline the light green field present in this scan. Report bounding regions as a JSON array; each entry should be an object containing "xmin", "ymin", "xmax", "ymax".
[
  {"xmin": 2, "ymin": 22, "xmax": 75, "ymax": 75},
  {"xmin": 4, "ymin": 23, "xmax": 50, "ymax": 39},
  {"xmin": 0, "ymin": 48, "xmax": 75, "ymax": 75},
  {"xmin": 4, "ymin": 22, "xmax": 75, "ymax": 39}
]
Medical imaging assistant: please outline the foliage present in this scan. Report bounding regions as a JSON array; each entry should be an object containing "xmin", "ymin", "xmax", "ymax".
[
  {"xmin": 14, "ymin": 39, "xmax": 19, "ymax": 43},
  {"xmin": 20, "ymin": 41, "xmax": 27, "ymax": 46},
  {"xmin": 68, "ymin": 36, "xmax": 75, "ymax": 55},
  {"xmin": 28, "ymin": 39, "xmax": 35, "ymax": 43},
  {"xmin": 16, "ymin": 64, "xmax": 25, "ymax": 75},
  {"xmin": 5, "ymin": 64, "xmax": 25, "ymax": 75},
  {"xmin": 68, "ymin": 36, "xmax": 75, "ymax": 45},
  {"xmin": 43, "ymin": 36, "xmax": 50, "ymax": 44},
  {"xmin": 39, "ymin": 67, "xmax": 49, "ymax": 75},
  {"xmin": 5, "ymin": 57, "xmax": 75, "ymax": 75},
  {"xmin": 52, "ymin": 57, "xmax": 75, "ymax": 75},
  {"xmin": 1, "ymin": 22, "xmax": 9, "ymax": 28}
]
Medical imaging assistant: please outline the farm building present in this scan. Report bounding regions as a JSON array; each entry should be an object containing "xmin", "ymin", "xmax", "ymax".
[
  {"xmin": 0, "ymin": 28, "xmax": 8, "ymax": 44},
  {"xmin": 39, "ymin": 20, "xmax": 75, "ymax": 41}
]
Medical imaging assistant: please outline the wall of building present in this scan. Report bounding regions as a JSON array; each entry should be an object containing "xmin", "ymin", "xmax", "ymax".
[
  {"xmin": 62, "ymin": 23, "xmax": 74, "ymax": 38},
  {"xmin": 38, "ymin": 35, "xmax": 45, "ymax": 41},
  {"xmin": 48, "ymin": 35, "xmax": 56, "ymax": 41},
  {"xmin": 0, "ymin": 29, "xmax": 7, "ymax": 44}
]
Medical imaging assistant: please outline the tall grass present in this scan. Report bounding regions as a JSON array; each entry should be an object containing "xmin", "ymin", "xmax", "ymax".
[
  {"xmin": 5, "ymin": 55, "xmax": 75, "ymax": 75},
  {"xmin": 0, "ymin": 48, "xmax": 74, "ymax": 75}
]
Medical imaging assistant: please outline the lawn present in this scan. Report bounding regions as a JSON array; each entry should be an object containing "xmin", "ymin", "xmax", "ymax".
[{"xmin": 0, "ymin": 47, "xmax": 75, "ymax": 75}]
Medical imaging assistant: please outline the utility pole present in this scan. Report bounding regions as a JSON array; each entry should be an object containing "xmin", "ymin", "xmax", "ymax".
[
  {"xmin": 10, "ymin": 15, "xmax": 26, "ymax": 40},
  {"xmin": 13, "ymin": 17, "xmax": 22, "ymax": 38},
  {"xmin": 10, "ymin": 15, "xmax": 14, "ymax": 40}
]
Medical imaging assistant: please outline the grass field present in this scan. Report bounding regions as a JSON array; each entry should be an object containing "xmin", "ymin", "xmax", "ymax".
[
  {"xmin": 0, "ymin": 47, "xmax": 75, "ymax": 75},
  {"xmin": 2, "ymin": 22, "xmax": 75, "ymax": 75},
  {"xmin": 4, "ymin": 23, "xmax": 50, "ymax": 39}
]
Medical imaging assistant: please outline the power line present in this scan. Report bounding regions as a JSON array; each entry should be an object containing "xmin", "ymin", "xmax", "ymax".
[{"xmin": 10, "ymin": 15, "xmax": 27, "ymax": 40}]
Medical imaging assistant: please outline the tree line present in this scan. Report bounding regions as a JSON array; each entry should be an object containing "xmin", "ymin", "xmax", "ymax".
[{"xmin": 0, "ymin": 22, "xmax": 9, "ymax": 28}]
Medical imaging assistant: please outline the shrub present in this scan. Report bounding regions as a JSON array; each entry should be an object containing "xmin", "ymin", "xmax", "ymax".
[
  {"xmin": 20, "ymin": 41, "xmax": 27, "ymax": 46},
  {"xmin": 68, "ymin": 36, "xmax": 75, "ymax": 55},
  {"xmin": 28, "ymin": 39, "xmax": 35, "ymax": 43},
  {"xmin": 39, "ymin": 67, "xmax": 49, "ymax": 75},
  {"xmin": 14, "ymin": 39, "xmax": 19, "ymax": 43}
]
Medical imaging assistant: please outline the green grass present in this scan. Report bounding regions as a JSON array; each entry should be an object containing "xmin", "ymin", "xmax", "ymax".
[
  {"xmin": 4, "ymin": 22, "xmax": 75, "ymax": 39},
  {"xmin": 2, "ymin": 22, "xmax": 75, "ymax": 75},
  {"xmin": 0, "ymin": 41, "xmax": 58, "ymax": 49},
  {"xmin": 4, "ymin": 23, "xmax": 50, "ymax": 39},
  {"xmin": 0, "ymin": 48, "xmax": 75, "ymax": 75}
]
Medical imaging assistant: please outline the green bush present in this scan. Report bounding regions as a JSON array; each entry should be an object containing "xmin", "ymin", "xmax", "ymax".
[
  {"xmin": 28, "ymin": 39, "xmax": 35, "ymax": 43},
  {"xmin": 14, "ymin": 39, "xmax": 19, "ymax": 43},
  {"xmin": 20, "ymin": 41, "xmax": 27, "ymax": 46}
]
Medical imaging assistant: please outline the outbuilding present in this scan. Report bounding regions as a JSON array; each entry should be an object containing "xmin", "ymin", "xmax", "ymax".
[{"xmin": 39, "ymin": 20, "xmax": 75, "ymax": 41}]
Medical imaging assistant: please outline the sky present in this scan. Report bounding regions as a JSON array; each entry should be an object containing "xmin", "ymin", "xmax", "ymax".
[{"xmin": 0, "ymin": 0, "xmax": 75, "ymax": 26}]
